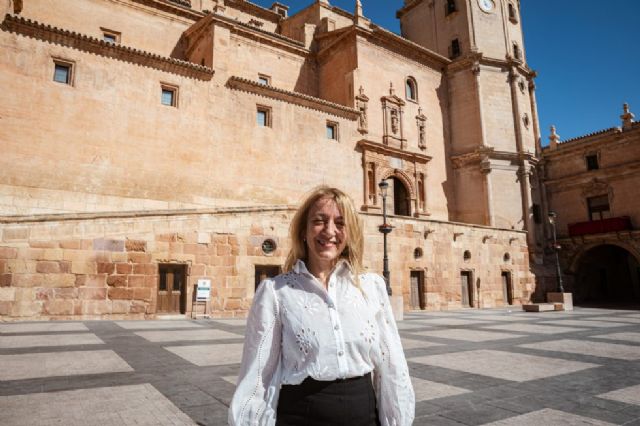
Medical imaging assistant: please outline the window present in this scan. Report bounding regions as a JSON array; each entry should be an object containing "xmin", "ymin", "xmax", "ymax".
[
  {"xmin": 53, "ymin": 59, "xmax": 73, "ymax": 85},
  {"xmin": 587, "ymin": 195, "xmax": 611, "ymax": 221},
  {"xmin": 450, "ymin": 39, "xmax": 461, "ymax": 59},
  {"xmin": 258, "ymin": 74, "xmax": 271, "ymax": 85},
  {"xmin": 508, "ymin": 3, "xmax": 518, "ymax": 23},
  {"xmin": 257, "ymin": 105, "xmax": 271, "ymax": 127},
  {"xmin": 161, "ymin": 84, "xmax": 178, "ymax": 107},
  {"xmin": 586, "ymin": 154, "xmax": 599, "ymax": 171},
  {"xmin": 445, "ymin": 0, "xmax": 457, "ymax": 16},
  {"xmin": 326, "ymin": 121, "xmax": 338, "ymax": 140},
  {"xmin": 101, "ymin": 28, "xmax": 121, "ymax": 44},
  {"xmin": 513, "ymin": 43, "xmax": 521, "ymax": 60},
  {"xmin": 405, "ymin": 77, "xmax": 417, "ymax": 101},
  {"xmin": 532, "ymin": 203, "xmax": 542, "ymax": 224}
]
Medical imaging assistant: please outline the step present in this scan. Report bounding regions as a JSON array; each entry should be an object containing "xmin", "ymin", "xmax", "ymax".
[{"xmin": 522, "ymin": 303, "xmax": 557, "ymax": 312}]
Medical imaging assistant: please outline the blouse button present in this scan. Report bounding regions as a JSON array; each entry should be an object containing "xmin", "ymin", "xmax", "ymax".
[
  {"xmin": 338, "ymin": 351, "xmax": 344, "ymax": 356},
  {"xmin": 334, "ymin": 325, "xmax": 340, "ymax": 330}
]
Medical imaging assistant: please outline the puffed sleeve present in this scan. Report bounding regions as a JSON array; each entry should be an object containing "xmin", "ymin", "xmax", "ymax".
[
  {"xmin": 228, "ymin": 279, "xmax": 282, "ymax": 426},
  {"xmin": 371, "ymin": 274, "xmax": 415, "ymax": 426}
]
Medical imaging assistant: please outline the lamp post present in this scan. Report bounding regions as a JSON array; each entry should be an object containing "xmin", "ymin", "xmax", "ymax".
[
  {"xmin": 378, "ymin": 180, "xmax": 393, "ymax": 296},
  {"xmin": 548, "ymin": 211, "xmax": 565, "ymax": 293}
]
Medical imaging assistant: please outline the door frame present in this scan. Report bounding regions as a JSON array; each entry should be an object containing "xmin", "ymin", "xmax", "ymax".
[
  {"xmin": 409, "ymin": 269, "xmax": 426, "ymax": 310},
  {"xmin": 157, "ymin": 263, "xmax": 188, "ymax": 315},
  {"xmin": 501, "ymin": 270, "xmax": 513, "ymax": 305},
  {"xmin": 460, "ymin": 269, "xmax": 474, "ymax": 308}
]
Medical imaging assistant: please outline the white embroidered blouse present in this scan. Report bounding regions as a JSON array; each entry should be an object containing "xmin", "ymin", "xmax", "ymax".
[{"xmin": 228, "ymin": 260, "xmax": 415, "ymax": 426}]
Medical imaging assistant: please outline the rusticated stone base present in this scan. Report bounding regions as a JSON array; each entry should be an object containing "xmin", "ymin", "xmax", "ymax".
[{"xmin": 0, "ymin": 207, "xmax": 534, "ymax": 321}]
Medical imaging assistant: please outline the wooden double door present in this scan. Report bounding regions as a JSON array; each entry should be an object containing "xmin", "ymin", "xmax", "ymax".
[{"xmin": 157, "ymin": 264, "xmax": 187, "ymax": 314}]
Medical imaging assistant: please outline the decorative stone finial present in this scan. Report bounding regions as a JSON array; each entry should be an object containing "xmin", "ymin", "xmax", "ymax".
[
  {"xmin": 389, "ymin": 82, "xmax": 395, "ymax": 96},
  {"xmin": 621, "ymin": 103, "xmax": 635, "ymax": 130},
  {"xmin": 549, "ymin": 125, "xmax": 560, "ymax": 150},
  {"xmin": 355, "ymin": 0, "xmax": 363, "ymax": 16}
]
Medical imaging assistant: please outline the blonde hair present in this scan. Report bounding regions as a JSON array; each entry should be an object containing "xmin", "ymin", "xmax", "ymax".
[{"xmin": 284, "ymin": 186, "xmax": 364, "ymax": 279}]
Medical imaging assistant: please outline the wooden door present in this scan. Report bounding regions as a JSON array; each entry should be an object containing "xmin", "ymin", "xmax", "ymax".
[
  {"xmin": 158, "ymin": 264, "xmax": 186, "ymax": 314},
  {"xmin": 502, "ymin": 271, "xmax": 513, "ymax": 305},
  {"xmin": 410, "ymin": 271, "xmax": 426, "ymax": 310},
  {"xmin": 255, "ymin": 265, "xmax": 281, "ymax": 290},
  {"xmin": 461, "ymin": 271, "xmax": 472, "ymax": 307},
  {"xmin": 410, "ymin": 272, "xmax": 420, "ymax": 310}
]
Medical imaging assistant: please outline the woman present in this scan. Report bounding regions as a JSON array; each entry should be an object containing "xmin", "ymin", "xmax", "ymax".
[{"xmin": 229, "ymin": 186, "xmax": 414, "ymax": 426}]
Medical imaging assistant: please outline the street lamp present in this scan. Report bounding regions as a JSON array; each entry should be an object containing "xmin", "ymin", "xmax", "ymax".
[
  {"xmin": 548, "ymin": 211, "xmax": 565, "ymax": 293},
  {"xmin": 378, "ymin": 180, "xmax": 393, "ymax": 296}
]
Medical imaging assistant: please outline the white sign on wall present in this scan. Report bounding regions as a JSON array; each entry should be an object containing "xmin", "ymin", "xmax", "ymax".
[{"xmin": 196, "ymin": 279, "xmax": 211, "ymax": 301}]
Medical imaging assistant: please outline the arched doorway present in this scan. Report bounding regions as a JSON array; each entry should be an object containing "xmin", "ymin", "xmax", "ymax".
[
  {"xmin": 573, "ymin": 244, "xmax": 640, "ymax": 305},
  {"xmin": 390, "ymin": 176, "xmax": 411, "ymax": 216}
]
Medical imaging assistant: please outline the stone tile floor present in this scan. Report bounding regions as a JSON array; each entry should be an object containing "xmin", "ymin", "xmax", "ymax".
[{"xmin": 1, "ymin": 307, "xmax": 639, "ymax": 425}]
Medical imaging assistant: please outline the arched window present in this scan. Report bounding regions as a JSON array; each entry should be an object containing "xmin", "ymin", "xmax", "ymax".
[
  {"xmin": 508, "ymin": 3, "xmax": 518, "ymax": 22},
  {"xmin": 405, "ymin": 77, "xmax": 418, "ymax": 101}
]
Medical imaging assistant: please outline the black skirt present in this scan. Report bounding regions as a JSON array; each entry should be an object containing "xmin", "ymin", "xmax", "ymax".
[{"xmin": 276, "ymin": 372, "xmax": 381, "ymax": 426}]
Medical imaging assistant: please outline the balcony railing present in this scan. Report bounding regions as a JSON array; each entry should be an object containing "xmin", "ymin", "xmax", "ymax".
[{"xmin": 568, "ymin": 216, "xmax": 632, "ymax": 237}]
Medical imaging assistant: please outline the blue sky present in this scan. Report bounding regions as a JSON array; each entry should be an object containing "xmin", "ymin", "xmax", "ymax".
[{"xmin": 253, "ymin": 0, "xmax": 639, "ymax": 144}]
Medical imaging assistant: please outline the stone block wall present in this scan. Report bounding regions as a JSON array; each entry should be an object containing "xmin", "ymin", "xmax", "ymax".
[{"xmin": 0, "ymin": 208, "xmax": 534, "ymax": 321}]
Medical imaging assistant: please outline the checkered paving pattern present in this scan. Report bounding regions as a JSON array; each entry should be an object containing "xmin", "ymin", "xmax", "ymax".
[{"xmin": 1, "ymin": 307, "xmax": 639, "ymax": 425}]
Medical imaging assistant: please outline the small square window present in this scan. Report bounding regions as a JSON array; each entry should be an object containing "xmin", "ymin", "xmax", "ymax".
[
  {"xmin": 258, "ymin": 74, "xmax": 271, "ymax": 85},
  {"xmin": 101, "ymin": 28, "xmax": 121, "ymax": 44},
  {"xmin": 53, "ymin": 60, "xmax": 73, "ymax": 85},
  {"xmin": 161, "ymin": 85, "xmax": 178, "ymax": 107},
  {"xmin": 257, "ymin": 106, "xmax": 271, "ymax": 127},
  {"xmin": 326, "ymin": 122, "xmax": 338, "ymax": 140},
  {"xmin": 586, "ymin": 154, "xmax": 599, "ymax": 171}
]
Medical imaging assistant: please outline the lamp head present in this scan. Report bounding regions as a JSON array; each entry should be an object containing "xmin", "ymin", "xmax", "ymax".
[
  {"xmin": 548, "ymin": 211, "xmax": 557, "ymax": 225},
  {"xmin": 378, "ymin": 180, "xmax": 389, "ymax": 197}
]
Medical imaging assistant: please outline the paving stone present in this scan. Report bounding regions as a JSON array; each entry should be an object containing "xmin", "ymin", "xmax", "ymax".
[
  {"xmin": 0, "ymin": 384, "xmax": 196, "ymax": 426},
  {"xmin": 412, "ymin": 377, "xmax": 471, "ymax": 402},
  {"xmin": 482, "ymin": 323, "xmax": 585, "ymax": 334},
  {"xmin": 480, "ymin": 408, "xmax": 617, "ymax": 425},
  {"xmin": 0, "ymin": 349, "xmax": 133, "ymax": 380},
  {"xmin": 414, "ymin": 318, "xmax": 491, "ymax": 326},
  {"xmin": 593, "ymin": 332, "xmax": 640, "ymax": 343},
  {"xmin": 0, "ymin": 322, "xmax": 89, "ymax": 333},
  {"xmin": 409, "ymin": 350, "xmax": 599, "ymax": 382},
  {"xmin": 135, "ymin": 329, "xmax": 241, "ymax": 342},
  {"xmin": 598, "ymin": 384, "xmax": 640, "ymax": 406},
  {"xmin": 164, "ymin": 343, "xmax": 244, "ymax": 366},
  {"xmin": 0, "ymin": 333, "xmax": 104, "ymax": 348},
  {"xmin": 410, "ymin": 329, "xmax": 523, "ymax": 342},
  {"xmin": 397, "ymin": 321, "xmax": 432, "ymax": 330},
  {"xmin": 520, "ymin": 339, "xmax": 640, "ymax": 360},
  {"xmin": 539, "ymin": 319, "xmax": 632, "ymax": 328},
  {"xmin": 115, "ymin": 321, "xmax": 204, "ymax": 330},
  {"xmin": 401, "ymin": 337, "xmax": 444, "ymax": 349},
  {"xmin": 208, "ymin": 319, "xmax": 247, "ymax": 326}
]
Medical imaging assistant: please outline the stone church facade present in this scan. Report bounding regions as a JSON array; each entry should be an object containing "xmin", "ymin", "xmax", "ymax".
[
  {"xmin": 0, "ymin": 0, "xmax": 544, "ymax": 320},
  {"xmin": 540, "ymin": 104, "xmax": 640, "ymax": 305}
]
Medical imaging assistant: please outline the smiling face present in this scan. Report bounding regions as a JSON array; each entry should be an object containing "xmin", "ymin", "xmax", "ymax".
[{"xmin": 304, "ymin": 197, "xmax": 348, "ymax": 271}]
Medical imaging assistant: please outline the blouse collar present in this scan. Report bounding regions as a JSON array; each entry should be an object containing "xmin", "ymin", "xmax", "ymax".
[{"xmin": 293, "ymin": 258, "xmax": 352, "ymax": 278}]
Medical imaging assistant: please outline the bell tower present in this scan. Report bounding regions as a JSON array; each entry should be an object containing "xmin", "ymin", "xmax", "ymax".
[{"xmin": 398, "ymin": 0, "xmax": 543, "ymax": 254}]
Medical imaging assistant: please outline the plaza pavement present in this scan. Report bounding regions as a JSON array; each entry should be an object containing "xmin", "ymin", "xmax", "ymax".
[{"xmin": 1, "ymin": 307, "xmax": 640, "ymax": 425}]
